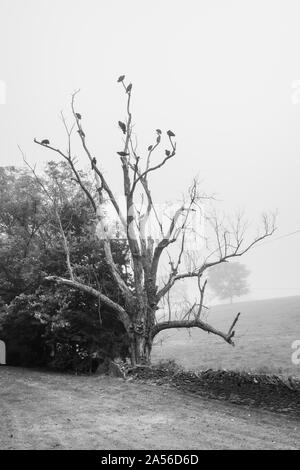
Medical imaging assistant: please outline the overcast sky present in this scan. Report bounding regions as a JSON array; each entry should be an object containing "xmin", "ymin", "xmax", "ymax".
[{"xmin": 0, "ymin": 0, "xmax": 300, "ymax": 301}]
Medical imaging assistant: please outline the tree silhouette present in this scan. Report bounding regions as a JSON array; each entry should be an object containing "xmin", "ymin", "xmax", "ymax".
[
  {"xmin": 208, "ymin": 262, "xmax": 250, "ymax": 303},
  {"xmin": 31, "ymin": 76, "xmax": 276, "ymax": 365}
]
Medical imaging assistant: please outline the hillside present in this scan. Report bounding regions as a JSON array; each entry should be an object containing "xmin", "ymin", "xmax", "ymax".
[{"xmin": 152, "ymin": 296, "xmax": 300, "ymax": 377}]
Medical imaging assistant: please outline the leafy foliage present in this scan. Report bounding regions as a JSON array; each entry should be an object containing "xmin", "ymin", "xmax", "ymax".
[
  {"xmin": 0, "ymin": 164, "xmax": 131, "ymax": 372},
  {"xmin": 0, "ymin": 287, "xmax": 129, "ymax": 372}
]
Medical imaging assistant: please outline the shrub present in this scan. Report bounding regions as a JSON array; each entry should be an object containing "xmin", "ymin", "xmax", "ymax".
[{"xmin": 1, "ymin": 287, "xmax": 130, "ymax": 373}]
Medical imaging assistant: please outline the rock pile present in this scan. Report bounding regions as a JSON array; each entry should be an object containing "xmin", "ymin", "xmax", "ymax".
[{"xmin": 129, "ymin": 366, "xmax": 300, "ymax": 417}]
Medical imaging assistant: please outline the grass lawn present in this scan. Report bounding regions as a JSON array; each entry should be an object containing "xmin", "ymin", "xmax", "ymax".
[
  {"xmin": 152, "ymin": 296, "xmax": 300, "ymax": 377},
  {"xmin": 0, "ymin": 367, "xmax": 299, "ymax": 449}
]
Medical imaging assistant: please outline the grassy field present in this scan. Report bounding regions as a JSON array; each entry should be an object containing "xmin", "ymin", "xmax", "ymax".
[
  {"xmin": 0, "ymin": 367, "xmax": 299, "ymax": 449},
  {"xmin": 152, "ymin": 296, "xmax": 300, "ymax": 377}
]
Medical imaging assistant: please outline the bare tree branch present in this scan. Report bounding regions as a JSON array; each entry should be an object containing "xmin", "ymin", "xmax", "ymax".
[
  {"xmin": 20, "ymin": 147, "xmax": 75, "ymax": 281},
  {"xmin": 44, "ymin": 275, "xmax": 131, "ymax": 330},
  {"xmin": 151, "ymin": 311, "xmax": 241, "ymax": 346},
  {"xmin": 157, "ymin": 212, "xmax": 276, "ymax": 300}
]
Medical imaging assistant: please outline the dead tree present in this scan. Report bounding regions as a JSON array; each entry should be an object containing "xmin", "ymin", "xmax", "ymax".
[{"xmin": 33, "ymin": 77, "xmax": 276, "ymax": 365}]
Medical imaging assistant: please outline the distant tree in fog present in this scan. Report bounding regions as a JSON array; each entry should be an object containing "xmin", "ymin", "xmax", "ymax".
[{"xmin": 208, "ymin": 262, "xmax": 250, "ymax": 303}]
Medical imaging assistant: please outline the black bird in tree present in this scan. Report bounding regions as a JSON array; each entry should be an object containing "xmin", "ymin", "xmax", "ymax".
[
  {"xmin": 41, "ymin": 139, "xmax": 50, "ymax": 146},
  {"xmin": 167, "ymin": 130, "xmax": 175, "ymax": 137},
  {"xmin": 117, "ymin": 151, "xmax": 130, "ymax": 157},
  {"xmin": 118, "ymin": 121, "xmax": 126, "ymax": 135},
  {"xmin": 117, "ymin": 75, "xmax": 125, "ymax": 82},
  {"xmin": 76, "ymin": 113, "xmax": 82, "ymax": 120},
  {"xmin": 156, "ymin": 129, "xmax": 162, "ymax": 134},
  {"xmin": 126, "ymin": 83, "xmax": 132, "ymax": 93},
  {"xmin": 77, "ymin": 129, "xmax": 85, "ymax": 138},
  {"xmin": 91, "ymin": 157, "xmax": 97, "ymax": 169}
]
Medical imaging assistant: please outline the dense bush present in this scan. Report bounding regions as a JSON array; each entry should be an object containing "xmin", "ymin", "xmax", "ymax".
[
  {"xmin": 0, "ymin": 164, "xmax": 131, "ymax": 373},
  {"xmin": 0, "ymin": 302, "xmax": 47, "ymax": 367},
  {"xmin": 0, "ymin": 286, "xmax": 130, "ymax": 372}
]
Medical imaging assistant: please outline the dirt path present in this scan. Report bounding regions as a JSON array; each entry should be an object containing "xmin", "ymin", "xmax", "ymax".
[{"xmin": 0, "ymin": 367, "xmax": 299, "ymax": 450}]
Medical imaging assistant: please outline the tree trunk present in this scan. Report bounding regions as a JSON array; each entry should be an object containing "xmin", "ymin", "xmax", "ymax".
[{"xmin": 129, "ymin": 332, "xmax": 152, "ymax": 366}]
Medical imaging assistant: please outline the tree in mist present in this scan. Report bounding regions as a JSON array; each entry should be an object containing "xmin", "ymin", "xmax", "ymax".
[
  {"xmin": 32, "ymin": 76, "xmax": 276, "ymax": 365},
  {"xmin": 208, "ymin": 262, "xmax": 250, "ymax": 304}
]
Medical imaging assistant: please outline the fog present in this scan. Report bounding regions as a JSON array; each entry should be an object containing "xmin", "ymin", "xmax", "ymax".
[{"xmin": 1, "ymin": 0, "xmax": 300, "ymax": 301}]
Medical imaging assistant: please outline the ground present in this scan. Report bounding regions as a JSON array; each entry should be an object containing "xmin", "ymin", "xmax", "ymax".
[
  {"xmin": 0, "ymin": 367, "xmax": 299, "ymax": 450},
  {"xmin": 153, "ymin": 296, "xmax": 300, "ymax": 377}
]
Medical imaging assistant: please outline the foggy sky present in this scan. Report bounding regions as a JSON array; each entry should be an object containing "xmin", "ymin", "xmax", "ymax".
[{"xmin": 0, "ymin": 0, "xmax": 300, "ymax": 301}]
